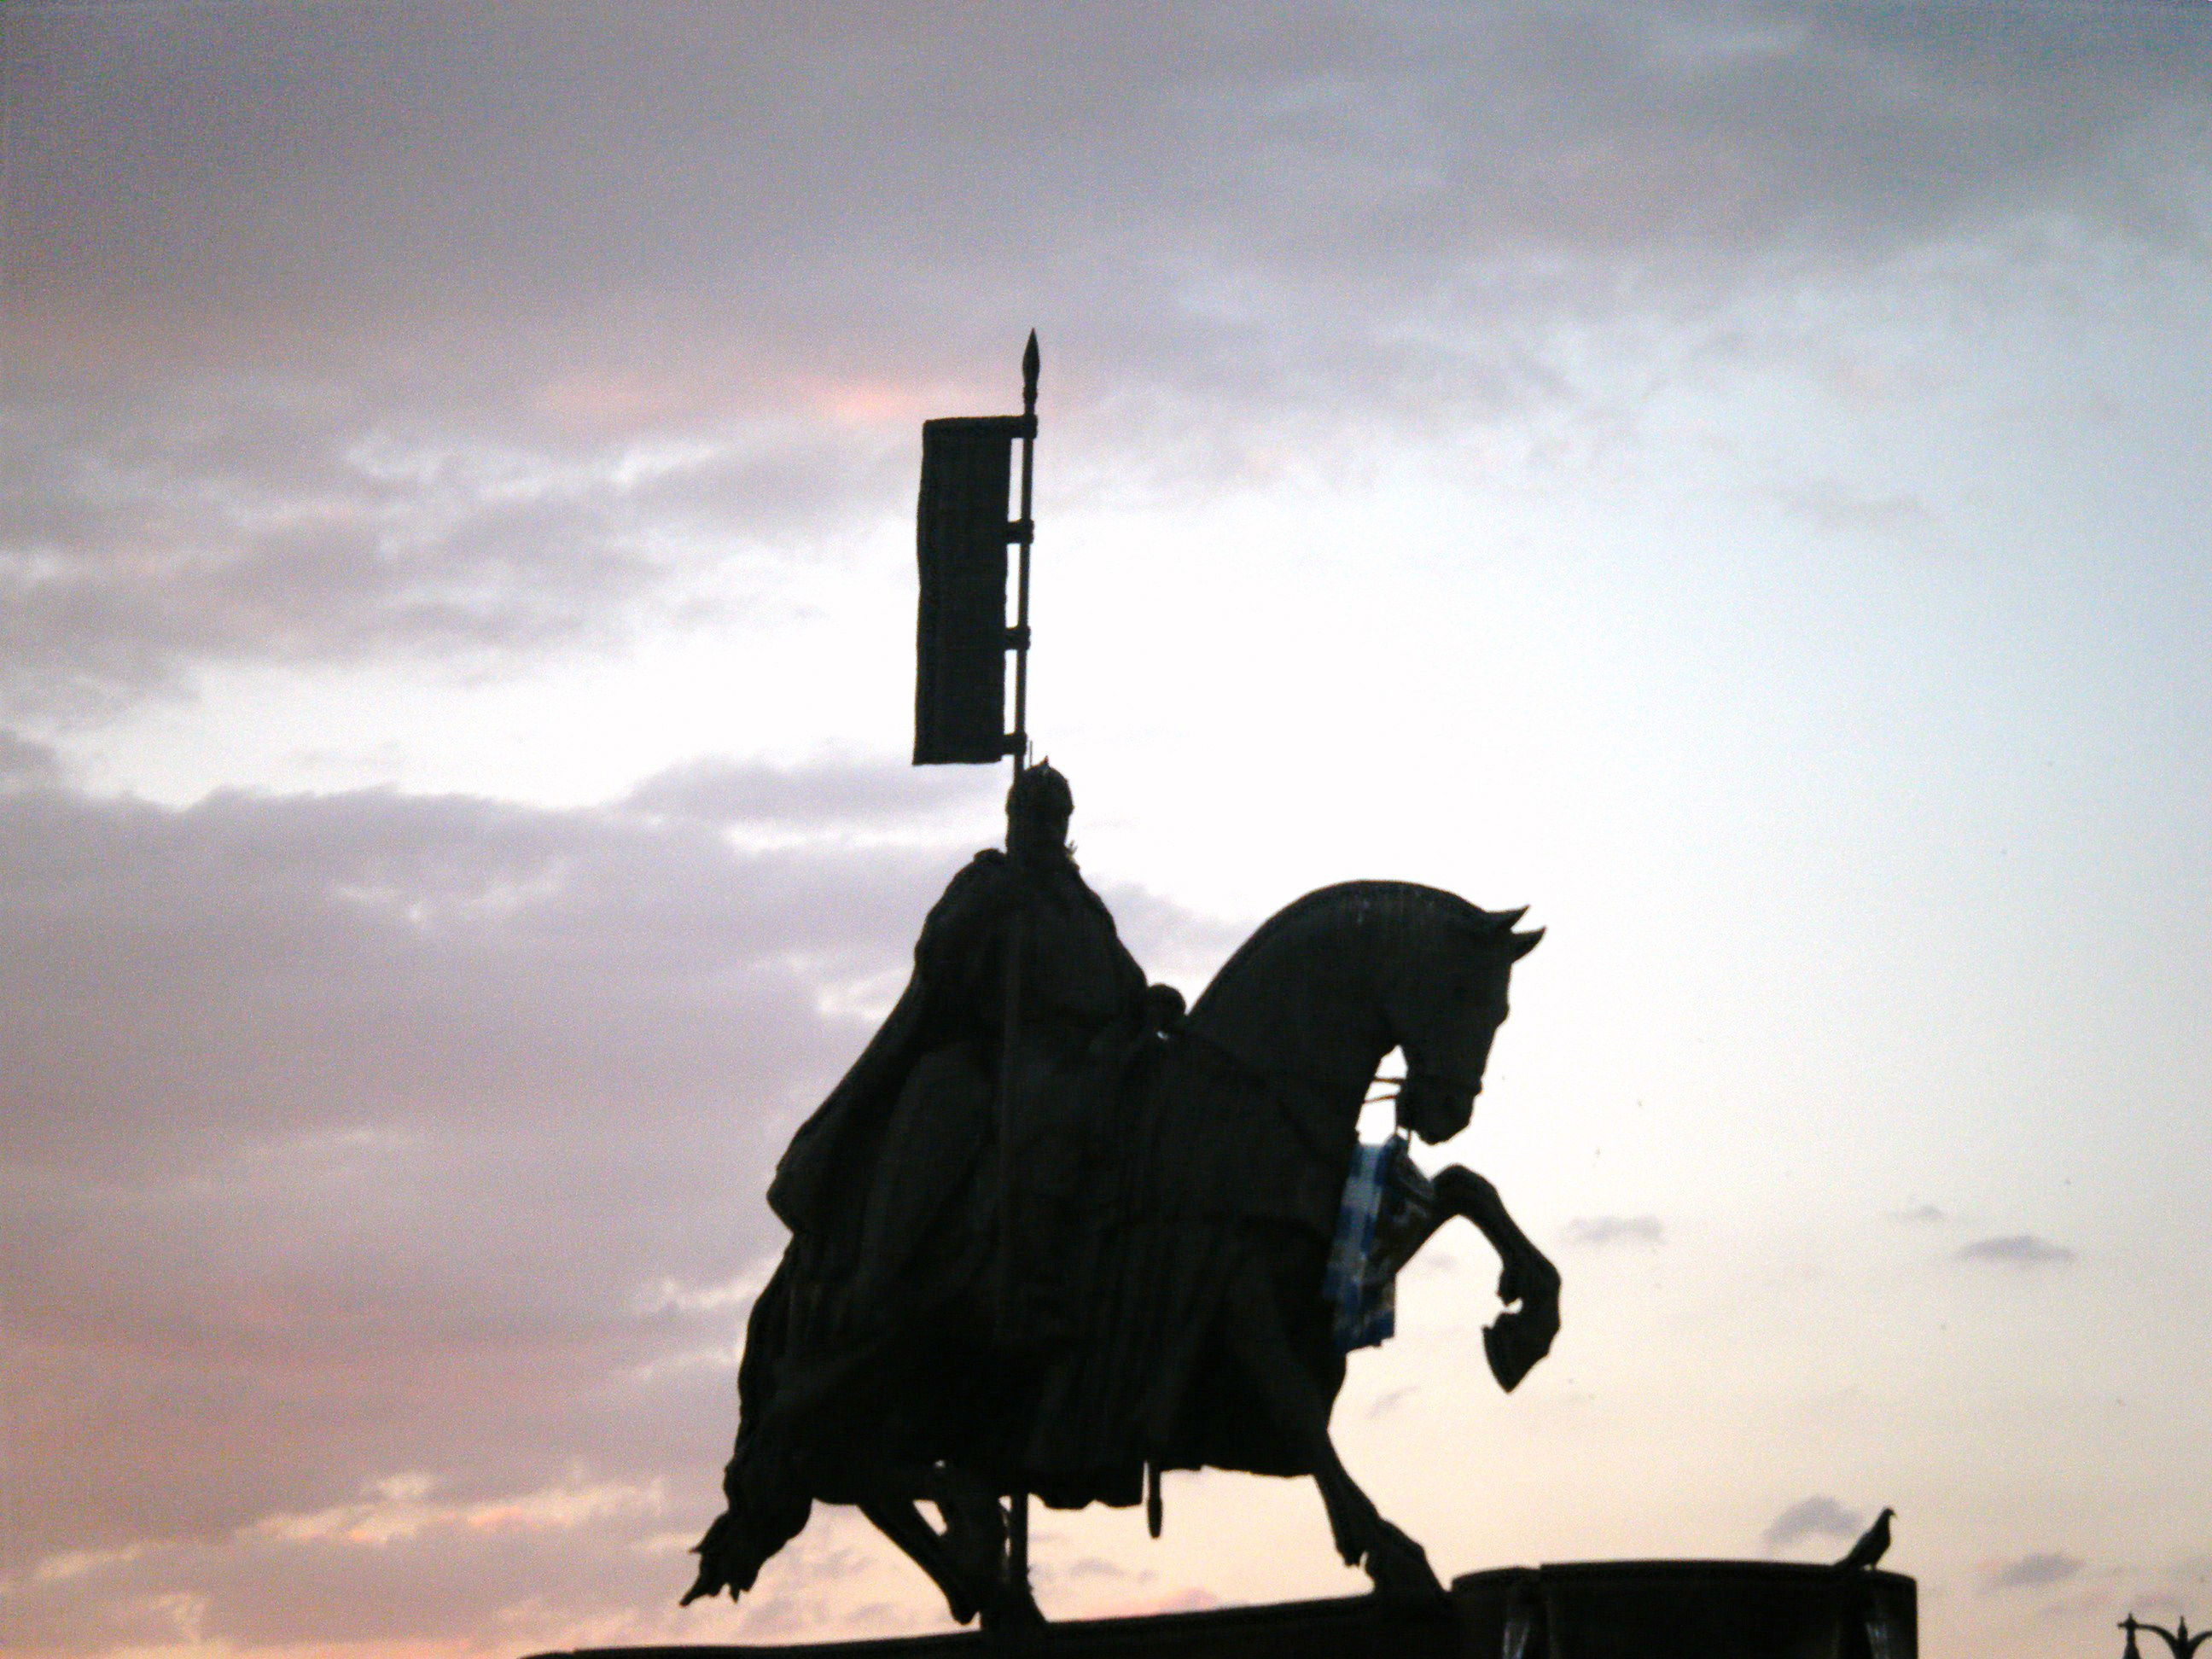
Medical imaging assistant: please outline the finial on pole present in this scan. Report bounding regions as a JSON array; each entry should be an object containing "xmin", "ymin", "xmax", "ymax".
[{"xmin": 1022, "ymin": 329, "xmax": 1040, "ymax": 416}]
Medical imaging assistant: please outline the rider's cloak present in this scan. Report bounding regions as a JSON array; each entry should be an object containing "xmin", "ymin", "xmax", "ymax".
[{"xmin": 765, "ymin": 845, "xmax": 1151, "ymax": 1342}]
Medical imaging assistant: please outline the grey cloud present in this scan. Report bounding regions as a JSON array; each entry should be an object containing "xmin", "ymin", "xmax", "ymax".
[
  {"xmin": 1958, "ymin": 1234, "xmax": 2076, "ymax": 1266},
  {"xmin": 0, "ymin": 783, "xmax": 930, "ymax": 1173},
  {"xmin": 0, "ymin": 727, "xmax": 61, "ymax": 783},
  {"xmin": 1889, "ymin": 1203, "xmax": 1947, "ymax": 1224},
  {"xmin": 1763, "ymin": 1495, "xmax": 1865, "ymax": 1549},
  {"xmin": 626, "ymin": 755, "xmax": 1001, "ymax": 830},
  {"xmin": 1988, "ymin": 1551, "xmax": 2084, "ymax": 1590},
  {"xmin": 1365, "ymin": 1385, "xmax": 1417, "ymax": 1421},
  {"xmin": 15, "ymin": 3, "xmax": 2203, "ymax": 330},
  {"xmin": 1772, "ymin": 480, "xmax": 1931, "ymax": 536},
  {"xmin": 1566, "ymin": 1214, "xmax": 1666, "ymax": 1248},
  {"xmin": 5, "ymin": 2, "xmax": 2206, "ymax": 713},
  {"xmin": 0, "ymin": 385, "xmax": 895, "ymax": 719}
]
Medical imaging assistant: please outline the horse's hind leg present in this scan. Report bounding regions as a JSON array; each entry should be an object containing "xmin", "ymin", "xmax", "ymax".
[
  {"xmin": 859, "ymin": 1464, "xmax": 1037, "ymax": 1630},
  {"xmin": 860, "ymin": 1494, "xmax": 983, "ymax": 1626},
  {"xmin": 928, "ymin": 1466, "xmax": 1045, "ymax": 1631},
  {"xmin": 1218, "ymin": 1255, "xmax": 1442, "ymax": 1598}
]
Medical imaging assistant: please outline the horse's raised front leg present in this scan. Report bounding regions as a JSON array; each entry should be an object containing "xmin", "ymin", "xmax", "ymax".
[
  {"xmin": 1394, "ymin": 1166, "xmax": 1560, "ymax": 1391},
  {"xmin": 1219, "ymin": 1252, "xmax": 1443, "ymax": 1599}
]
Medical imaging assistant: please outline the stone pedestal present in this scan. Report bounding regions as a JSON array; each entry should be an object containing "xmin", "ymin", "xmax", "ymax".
[
  {"xmin": 1453, "ymin": 1562, "xmax": 1915, "ymax": 1658},
  {"xmin": 542, "ymin": 1561, "xmax": 1913, "ymax": 1659}
]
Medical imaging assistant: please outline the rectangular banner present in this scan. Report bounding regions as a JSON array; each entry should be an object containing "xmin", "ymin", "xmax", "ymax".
[{"xmin": 914, "ymin": 415, "xmax": 1027, "ymax": 764}]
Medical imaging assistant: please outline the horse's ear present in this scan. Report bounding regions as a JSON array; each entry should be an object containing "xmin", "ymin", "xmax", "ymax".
[
  {"xmin": 1485, "ymin": 905, "xmax": 1528, "ymax": 933},
  {"xmin": 1506, "ymin": 927, "xmax": 1545, "ymax": 961}
]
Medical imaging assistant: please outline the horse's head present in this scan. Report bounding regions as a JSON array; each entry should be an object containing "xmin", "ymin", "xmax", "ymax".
[{"xmin": 1382, "ymin": 905, "xmax": 1543, "ymax": 1144}]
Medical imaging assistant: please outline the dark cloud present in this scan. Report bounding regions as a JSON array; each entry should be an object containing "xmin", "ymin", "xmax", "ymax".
[
  {"xmin": 1565, "ymin": 1214, "xmax": 1666, "ymax": 1248},
  {"xmin": 0, "ymin": 727, "xmax": 62, "ymax": 783},
  {"xmin": 1958, "ymin": 1234, "xmax": 2076, "ymax": 1267},
  {"xmin": 1763, "ymin": 1494, "xmax": 1865, "ymax": 1549},
  {"xmin": 1988, "ymin": 1551, "xmax": 2084, "ymax": 1590},
  {"xmin": 0, "ymin": 757, "xmax": 1219, "ymax": 1650},
  {"xmin": 14, "ymin": 3, "xmax": 2202, "ymax": 331},
  {"xmin": 4, "ymin": 1, "xmax": 2205, "ymax": 716}
]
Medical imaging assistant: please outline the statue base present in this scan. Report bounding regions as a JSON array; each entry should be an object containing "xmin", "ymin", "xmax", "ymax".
[{"xmin": 543, "ymin": 1562, "xmax": 1915, "ymax": 1659}]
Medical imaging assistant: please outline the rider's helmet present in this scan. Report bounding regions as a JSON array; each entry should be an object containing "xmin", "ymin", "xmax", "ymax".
[{"xmin": 1006, "ymin": 761, "xmax": 1073, "ymax": 863}]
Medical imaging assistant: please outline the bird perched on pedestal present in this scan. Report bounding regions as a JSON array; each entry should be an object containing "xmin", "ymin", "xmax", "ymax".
[{"xmin": 1836, "ymin": 1507, "xmax": 1895, "ymax": 1571}]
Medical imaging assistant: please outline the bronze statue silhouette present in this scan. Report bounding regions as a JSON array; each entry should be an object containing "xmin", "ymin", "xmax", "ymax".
[{"xmin": 685, "ymin": 769, "xmax": 1556, "ymax": 1627}]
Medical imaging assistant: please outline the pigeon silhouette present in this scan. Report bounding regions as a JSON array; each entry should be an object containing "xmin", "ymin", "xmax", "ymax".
[{"xmin": 1836, "ymin": 1507, "xmax": 1894, "ymax": 1570}]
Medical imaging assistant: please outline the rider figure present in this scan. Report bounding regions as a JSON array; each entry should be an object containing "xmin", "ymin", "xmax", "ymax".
[{"xmin": 767, "ymin": 763, "xmax": 1178, "ymax": 1351}]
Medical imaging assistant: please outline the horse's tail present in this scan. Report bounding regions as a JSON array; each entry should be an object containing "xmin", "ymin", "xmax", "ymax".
[{"xmin": 684, "ymin": 1253, "xmax": 812, "ymax": 1604}]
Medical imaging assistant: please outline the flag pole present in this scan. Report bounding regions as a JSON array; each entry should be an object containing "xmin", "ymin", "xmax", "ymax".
[
  {"xmin": 1009, "ymin": 330, "xmax": 1039, "ymax": 781},
  {"xmin": 1002, "ymin": 332, "xmax": 1039, "ymax": 1602}
]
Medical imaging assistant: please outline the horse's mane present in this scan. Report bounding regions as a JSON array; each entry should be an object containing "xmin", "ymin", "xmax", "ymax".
[{"xmin": 1189, "ymin": 880, "xmax": 1493, "ymax": 1018}]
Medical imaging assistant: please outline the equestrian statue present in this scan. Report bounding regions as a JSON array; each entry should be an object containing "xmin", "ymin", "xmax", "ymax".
[{"xmin": 684, "ymin": 764, "xmax": 1558, "ymax": 1626}]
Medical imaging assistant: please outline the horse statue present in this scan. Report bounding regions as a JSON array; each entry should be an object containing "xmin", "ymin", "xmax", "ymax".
[{"xmin": 684, "ymin": 881, "xmax": 1557, "ymax": 1626}]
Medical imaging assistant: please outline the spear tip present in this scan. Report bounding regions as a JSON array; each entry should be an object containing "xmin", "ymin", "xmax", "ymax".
[{"xmin": 1022, "ymin": 330, "xmax": 1040, "ymax": 406}]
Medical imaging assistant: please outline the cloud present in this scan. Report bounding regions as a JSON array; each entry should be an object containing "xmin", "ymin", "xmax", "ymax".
[
  {"xmin": 1889, "ymin": 1203, "xmax": 1947, "ymax": 1225},
  {"xmin": 1565, "ymin": 1214, "xmax": 1666, "ymax": 1248},
  {"xmin": 0, "ymin": 385, "xmax": 888, "ymax": 720},
  {"xmin": 240, "ymin": 1472, "xmax": 663, "ymax": 1549},
  {"xmin": 1064, "ymin": 1557, "xmax": 1151, "ymax": 1582},
  {"xmin": 1958, "ymin": 1234, "xmax": 2076, "ymax": 1267},
  {"xmin": 1364, "ymin": 1385, "xmax": 1417, "ymax": 1421},
  {"xmin": 1763, "ymin": 1496, "xmax": 1866, "ymax": 1550},
  {"xmin": 5, "ymin": 2, "xmax": 2205, "ymax": 716},
  {"xmin": 17, "ymin": 3, "xmax": 2200, "ymax": 337},
  {"xmin": 0, "ymin": 727, "xmax": 61, "ymax": 783},
  {"xmin": 1988, "ymin": 1552, "xmax": 2084, "ymax": 1591},
  {"xmin": 1772, "ymin": 480, "xmax": 1930, "ymax": 536},
  {"xmin": 625, "ymin": 756, "xmax": 999, "ymax": 833}
]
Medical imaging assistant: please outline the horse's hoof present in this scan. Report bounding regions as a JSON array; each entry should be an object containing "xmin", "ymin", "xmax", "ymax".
[
  {"xmin": 1364, "ymin": 1522, "xmax": 1444, "ymax": 1599},
  {"xmin": 980, "ymin": 1588, "xmax": 1047, "ymax": 1633}
]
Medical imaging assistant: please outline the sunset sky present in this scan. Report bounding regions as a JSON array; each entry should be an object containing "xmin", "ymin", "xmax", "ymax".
[{"xmin": 3, "ymin": 5, "xmax": 2209, "ymax": 1659}]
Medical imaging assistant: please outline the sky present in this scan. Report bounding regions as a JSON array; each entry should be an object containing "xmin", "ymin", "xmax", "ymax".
[{"xmin": 2, "ymin": 3, "xmax": 2209, "ymax": 1657}]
